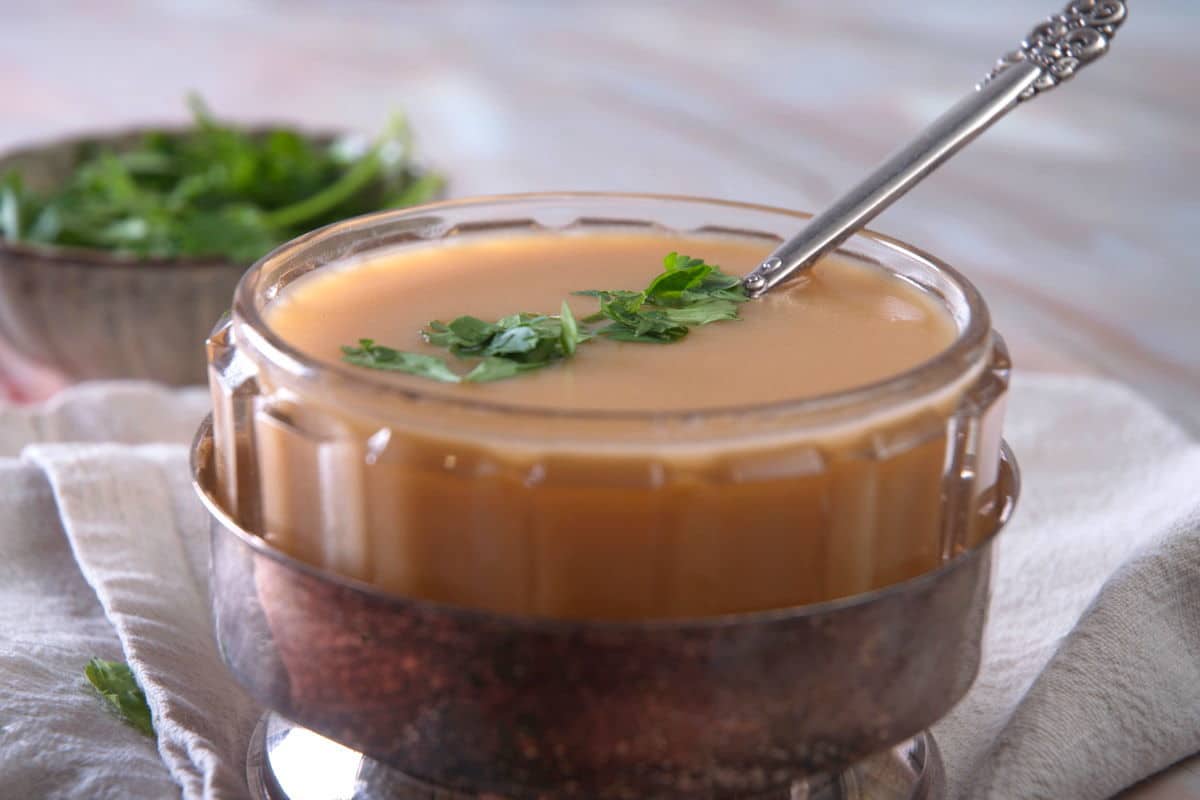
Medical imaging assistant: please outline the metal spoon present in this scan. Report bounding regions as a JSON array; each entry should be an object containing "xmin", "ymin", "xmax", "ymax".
[{"xmin": 742, "ymin": 0, "xmax": 1127, "ymax": 298}]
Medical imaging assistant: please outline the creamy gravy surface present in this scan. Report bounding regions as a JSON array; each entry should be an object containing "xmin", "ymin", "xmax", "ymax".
[
  {"xmin": 244, "ymin": 232, "xmax": 972, "ymax": 619},
  {"xmin": 267, "ymin": 233, "xmax": 956, "ymax": 411}
]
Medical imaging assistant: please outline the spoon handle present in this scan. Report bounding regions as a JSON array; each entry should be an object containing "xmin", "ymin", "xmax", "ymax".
[{"xmin": 742, "ymin": 0, "xmax": 1128, "ymax": 298}]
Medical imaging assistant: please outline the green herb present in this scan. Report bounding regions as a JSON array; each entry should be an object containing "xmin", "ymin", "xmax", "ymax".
[
  {"xmin": 575, "ymin": 251, "xmax": 746, "ymax": 343},
  {"xmin": 341, "ymin": 339, "xmax": 464, "ymax": 383},
  {"xmin": 559, "ymin": 300, "xmax": 580, "ymax": 356},
  {"xmin": 84, "ymin": 658, "xmax": 154, "ymax": 737},
  {"xmin": 341, "ymin": 253, "xmax": 746, "ymax": 383},
  {"xmin": 0, "ymin": 94, "xmax": 443, "ymax": 263},
  {"xmin": 341, "ymin": 301, "xmax": 589, "ymax": 383}
]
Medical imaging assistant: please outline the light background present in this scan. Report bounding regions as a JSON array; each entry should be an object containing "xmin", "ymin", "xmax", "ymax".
[{"xmin": 2, "ymin": 3, "xmax": 1197, "ymax": 793}]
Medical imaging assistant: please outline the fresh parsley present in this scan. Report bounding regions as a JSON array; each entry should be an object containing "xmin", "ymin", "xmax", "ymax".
[
  {"xmin": 342, "ymin": 300, "xmax": 587, "ymax": 384},
  {"xmin": 342, "ymin": 253, "xmax": 746, "ymax": 383},
  {"xmin": 0, "ymin": 94, "xmax": 443, "ymax": 264},
  {"xmin": 84, "ymin": 658, "xmax": 155, "ymax": 738},
  {"xmin": 573, "ymin": 251, "xmax": 745, "ymax": 342},
  {"xmin": 341, "ymin": 340, "xmax": 465, "ymax": 383}
]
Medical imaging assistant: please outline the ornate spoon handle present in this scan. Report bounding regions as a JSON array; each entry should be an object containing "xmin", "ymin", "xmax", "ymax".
[{"xmin": 742, "ymin": 0, "xmax": 1127, "ymax": 298}]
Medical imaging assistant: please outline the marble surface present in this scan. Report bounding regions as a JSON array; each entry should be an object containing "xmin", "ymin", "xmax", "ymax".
[{"xmin": 1, "ymin": 1, "xmax": 1196, "ymax": 796}]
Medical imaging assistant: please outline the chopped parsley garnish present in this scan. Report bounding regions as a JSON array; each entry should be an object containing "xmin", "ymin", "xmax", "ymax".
[
  {"xmin": 343, "ymin": 300, "xmax": 585, "ymax": 384},
  {"xmin": 342, "ymin": 252, "xmax": 746, "ymax": 383}
]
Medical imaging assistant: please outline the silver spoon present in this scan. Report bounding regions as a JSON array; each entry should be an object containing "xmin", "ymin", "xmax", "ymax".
[{"xmin": 742, "ymin": 0, "xmax": 1127, "ymax": 298}]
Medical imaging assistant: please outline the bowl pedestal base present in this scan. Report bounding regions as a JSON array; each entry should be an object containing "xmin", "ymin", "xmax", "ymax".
[{"xmin": 246, "ymin": 712, "xmax": 945, "ymax": 800}]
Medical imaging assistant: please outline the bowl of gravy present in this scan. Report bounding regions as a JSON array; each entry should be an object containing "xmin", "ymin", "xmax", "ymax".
[{"xmin": 193, "ymin": 193, "xmax": 1018, "ymax": 798}]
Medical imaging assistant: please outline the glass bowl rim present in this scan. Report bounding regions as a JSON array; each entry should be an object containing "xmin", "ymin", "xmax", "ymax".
[{"xmin": 232, "ymin": 191, "xmax": 994, "ymax": 423}]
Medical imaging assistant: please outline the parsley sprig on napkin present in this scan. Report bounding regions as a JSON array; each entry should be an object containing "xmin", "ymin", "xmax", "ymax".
[{"xmin": 84, "ymin": 658, "xmax": 154, "ymax": 738}]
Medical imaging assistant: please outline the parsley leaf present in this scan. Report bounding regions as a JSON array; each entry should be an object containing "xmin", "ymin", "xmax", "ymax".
[
  {"xmin": 486, "ymin": 325, "xmax": 540, "ymax": 355},
  {"xmin": 576, "ymin": 252, "xmax": 745, "ymax": 343},
  {"xmin": 447, "ymin": 316, "xmax": 499, "ymax": 348},
  {"xmin": 0, "ymin": 173, "xmax": 22, "ymax": 240},
  {"xmin": 644, "ymin": 261, "xmax": 712, "ymax": 306},
  {"xmin": 464, "ymin": 356, "xmax": 548, "ymax": 383},
  {"xmin": 341, "ymin": 339, "xmax": 462, "ymax": 383},
  {"xmin": 340, "ymin": 304, "xmax": 587, "ymax": 383},
  {"xmin": 659, "ymin": 298, "xmax": 742, "ymax": 326},
  {"xmin": 84, "ymin": 658, "xmax": 154, "ymax": 738},
  {"xmin": 559, "ymin": 300, "xmax": 580, "ymax": 356}
]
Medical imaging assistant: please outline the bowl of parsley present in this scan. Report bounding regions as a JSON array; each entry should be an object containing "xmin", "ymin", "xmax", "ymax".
[{"xmin": 0, "ymin": 96, "xmax": 444, "ymax": 386}]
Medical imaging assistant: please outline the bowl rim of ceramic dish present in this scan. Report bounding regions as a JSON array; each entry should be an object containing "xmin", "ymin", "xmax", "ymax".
[
  {"xmin": 0, "ymin": 123, "xmax": 350, "ymax": 270},
  {"xmin": 232, "ymin": 191, "xmax": 995, "ymax": 425},
  {"xmin": 192, "ymin": 412, "xmax": 1019, "ymax": 629}
]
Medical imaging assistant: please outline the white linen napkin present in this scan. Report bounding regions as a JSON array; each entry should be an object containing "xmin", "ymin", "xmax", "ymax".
[{"xmin": 0, "ymin": 375, "xmax": 1196, "ymax": 800}]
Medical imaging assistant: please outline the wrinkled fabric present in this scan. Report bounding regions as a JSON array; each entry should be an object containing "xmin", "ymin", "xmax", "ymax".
[
  {"xmin": 0, "ymin": 376, "xmax": 1196, "ymax": 799},
  {"xmin": 935, "ymin": 375, "xmax": 1200, "ymax": 799}
]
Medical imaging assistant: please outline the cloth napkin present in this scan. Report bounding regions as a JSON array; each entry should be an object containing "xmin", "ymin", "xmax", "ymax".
[{"xmin": 0, "ymin": 376, "xmax": 1196, "ymax": 800}]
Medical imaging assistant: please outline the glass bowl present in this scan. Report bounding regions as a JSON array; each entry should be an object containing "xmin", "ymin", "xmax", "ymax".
[{"xmin": 195, "ymin": 193, "xmax": 1019, "ymax": 798}]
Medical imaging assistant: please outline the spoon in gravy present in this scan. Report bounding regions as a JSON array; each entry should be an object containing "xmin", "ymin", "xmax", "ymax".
[{"xmin": 743, "ymin": 0, "xmax": 1126, "ymax": 297}]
